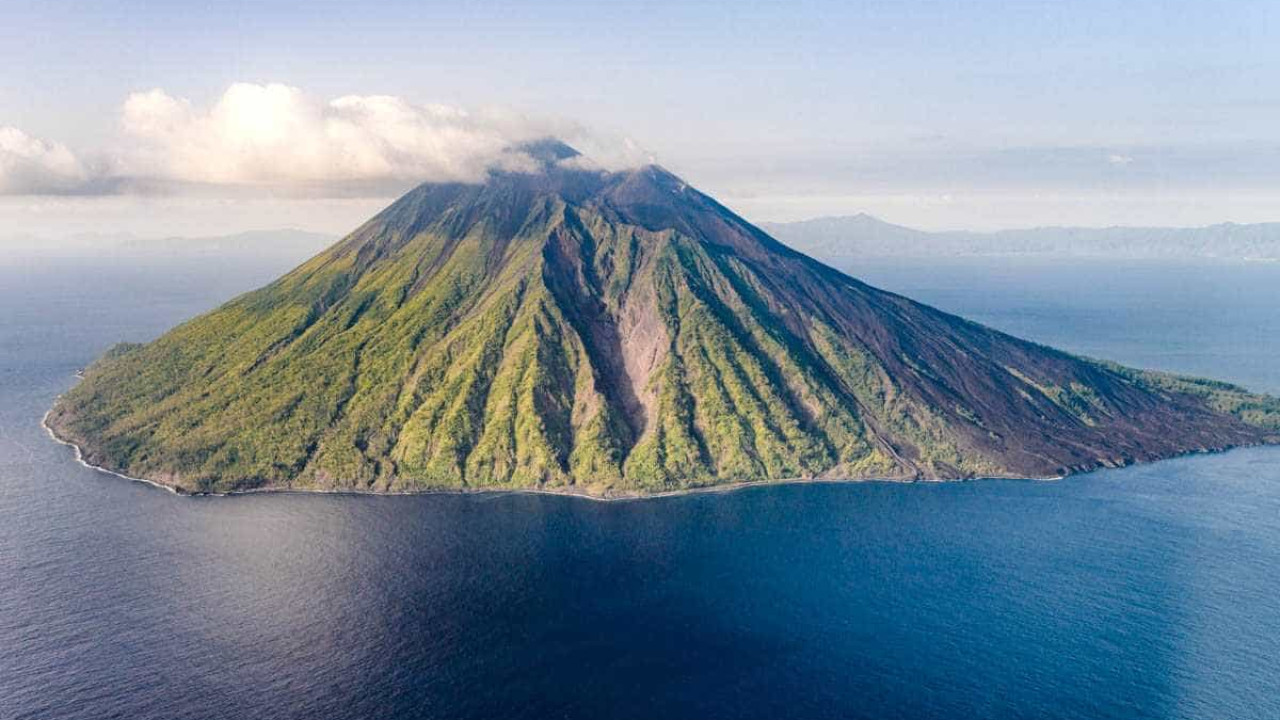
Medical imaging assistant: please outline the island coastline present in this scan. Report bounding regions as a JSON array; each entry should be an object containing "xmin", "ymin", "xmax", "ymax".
[
  {"xmin": 43, "ymin": 401, "xmax": 1078, "ymax": 501},
  {"xmin": 49, "ymin": 397, "xmax": 1275, "ymax": 503}
]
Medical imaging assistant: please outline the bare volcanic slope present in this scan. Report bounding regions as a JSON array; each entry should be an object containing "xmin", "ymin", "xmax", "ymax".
[{"xmin": 48, "ymin": 142, "xmax": 1280, "ymax": 495}]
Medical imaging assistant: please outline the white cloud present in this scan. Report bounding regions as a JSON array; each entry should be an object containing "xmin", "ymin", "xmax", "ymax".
[
  {"xmin": 1107, "ymin": 153, "xmax": 1134, "ymax": 166},
  {"xmin": 0, "ymin": 126, "xmax": 91, "ymax": 194},
  {"xmin": 119, "ymin": 84, "xmax": 553, "ymax": 188},
  {"xmin": 556, "ymin": 134, "xmax": 656, "ymax": 172},
  {"xmin": 2, "ymin": 82, "xmax": 654, "ymax": 197}
]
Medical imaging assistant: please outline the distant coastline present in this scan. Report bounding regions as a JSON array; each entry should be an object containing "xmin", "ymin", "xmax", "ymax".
[{"xmin": 762, "ymin": 215, "xmax": 1280, "ymax": 262}]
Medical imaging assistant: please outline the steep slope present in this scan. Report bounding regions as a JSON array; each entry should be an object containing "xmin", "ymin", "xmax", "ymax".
[{"xmin": 47, "ymin": 143, "xmax": 1280, "ymax": 495}]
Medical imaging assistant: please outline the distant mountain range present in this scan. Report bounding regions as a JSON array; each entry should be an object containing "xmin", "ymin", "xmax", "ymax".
[
  {"xmin": 114, "ymin": 229, "xmax": 336, "ymax": 258},
  {"xmin": 11, "ymin": 215, "xmax": 1278, "ymax": 265},
  {"xmin": 3, "ymin": 229, "xmax": 334, "ymax": 261},
  {"xmin": 762, "ymin": 214, "xmax": 1280, "ymax": 260}
]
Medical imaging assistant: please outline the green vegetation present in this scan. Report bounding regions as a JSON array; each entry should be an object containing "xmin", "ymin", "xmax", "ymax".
[
  {"xmin": 1099, "ymin": 362, "xmax": 1280, "ymax": 432},
  {"xmin": 47, "ymin": 155, "xmax": 1280, "ymax": 495}
]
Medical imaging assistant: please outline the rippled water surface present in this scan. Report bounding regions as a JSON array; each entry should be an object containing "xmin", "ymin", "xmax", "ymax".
[{"xmin": 2, "ymin": 254, "xmax": 1278, "ymax": 719}]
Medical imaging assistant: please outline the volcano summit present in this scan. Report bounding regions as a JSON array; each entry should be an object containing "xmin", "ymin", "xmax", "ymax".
[{"xmin": 47, "ymin": 142, "xmax": 1280, "ymax": 496}]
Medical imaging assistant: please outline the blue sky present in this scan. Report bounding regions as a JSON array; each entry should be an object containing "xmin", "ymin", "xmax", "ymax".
[{"xmin": 2, "ymin": 0, "xmax": 1278, "ymax": 235}]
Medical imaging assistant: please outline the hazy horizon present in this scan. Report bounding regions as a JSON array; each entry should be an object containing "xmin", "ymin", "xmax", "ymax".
[
  {"xmin": 6, "ymin": 207, "xmax": 1280, "ymax": 249},
  {"xmin": 9, "ymin": 212, "xmax": 1280, "ymax": 272},
  {"xmin": 4, "ymin": 0, "xmax": 1280, "ymax": 239}
]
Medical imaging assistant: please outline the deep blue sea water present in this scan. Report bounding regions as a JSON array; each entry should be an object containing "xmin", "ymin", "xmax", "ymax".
[{"xmin": 2, "ymin": 253, "xmax": 1278, "ymax": 720}]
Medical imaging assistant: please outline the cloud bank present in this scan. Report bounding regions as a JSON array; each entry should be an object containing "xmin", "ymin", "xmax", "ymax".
[
  {"xmin": 119, "ymin": 84, "xmax": 544, "ymax": 188},
  {"xmin": 1, "ymin": 83, "xmax": 650, "ymax": 196},
  {"xmin": 0, "ymin": 127, "xmax": 92, "ymax": 195}
]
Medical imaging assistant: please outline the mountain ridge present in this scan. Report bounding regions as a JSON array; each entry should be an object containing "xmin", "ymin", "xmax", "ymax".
[
  {"xmin": 47, "ymin": 144, "xmax": 1280, "ymax": 495},
  {"xmin": 763, "ymin": 214, "xmax": 1280, "ymax": 260}
]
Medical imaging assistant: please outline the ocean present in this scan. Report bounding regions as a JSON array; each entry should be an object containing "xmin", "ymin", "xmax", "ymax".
[{"xmin": 2, "ymin": 251, "xmax": 1278, "ymax": 719}]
